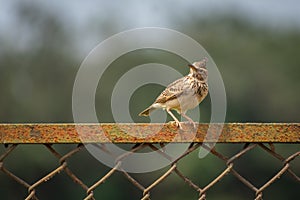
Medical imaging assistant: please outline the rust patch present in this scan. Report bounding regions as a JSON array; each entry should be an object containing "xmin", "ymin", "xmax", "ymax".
[
  {"xmin": 0, "ymin": 123, "xmax": 299, "ymax": 144},
  {"xmin": 30, "ymin": 129, "xmax": 41, "ymax": 137}
]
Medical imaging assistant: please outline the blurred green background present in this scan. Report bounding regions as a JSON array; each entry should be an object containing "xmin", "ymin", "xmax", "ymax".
[{"xmin": 0, "ymin": 1, "xmax": 299, "ymax": 199}]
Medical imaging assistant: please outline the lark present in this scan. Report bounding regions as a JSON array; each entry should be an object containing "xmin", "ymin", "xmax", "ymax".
[{"xmin": 139, "ymin": 57, "xmax": 209, "ymax": 129}]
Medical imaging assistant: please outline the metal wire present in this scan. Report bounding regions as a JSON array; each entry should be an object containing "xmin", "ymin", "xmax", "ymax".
[
  {"xmin": 0, "ymin": 143, "xmax": 299, "ymax": 199},
  {"xmin": 0, "ymin": 123, "xmax": 299, "ymax": 199}
]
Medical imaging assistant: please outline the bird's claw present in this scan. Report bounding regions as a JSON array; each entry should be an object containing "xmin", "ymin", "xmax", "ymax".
[
  {"xmin": 183, "ymin": 120, "xmax": 197, "ymax": 129},
  {"xmin": 190, "ymin": 121, "xmax": 197, "ymax": 129},
  {"xmin": 169, "ymin": 121, "xmax": 197, "ymax": 130},
  {"xmin": 169, "ymin": 121, "xmax": 183, "ymax": 129}
]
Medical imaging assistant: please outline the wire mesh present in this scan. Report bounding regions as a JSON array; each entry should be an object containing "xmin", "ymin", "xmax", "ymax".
[
  {"xmin": 0, "ymin": 123, "xmax": 300, "ymax": 200},
  {"xmin": 0, "ymin": 143, "xmax": 299, "ymax": 199}
]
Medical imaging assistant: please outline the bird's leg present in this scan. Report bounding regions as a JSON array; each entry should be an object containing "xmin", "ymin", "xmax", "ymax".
[
  {"xmin": 166, "ymin": 109, "xmax": 182, "ymax": 129},
  {"xmin": 181, "ymin": 113, "xmax": 196, "ymax": 128}
]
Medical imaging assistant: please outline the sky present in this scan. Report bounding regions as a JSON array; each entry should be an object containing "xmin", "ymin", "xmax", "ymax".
[
  {"xmin": 2, "ymin": 1, "xmax": 300, "ymax": 30},
  {"xmin": 1, "ymin": 0, "xmax": 300, "ymax": 55}
]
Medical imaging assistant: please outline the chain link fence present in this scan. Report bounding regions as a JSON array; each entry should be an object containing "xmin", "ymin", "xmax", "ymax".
[{"xmin": 0, "ymin": 124, "xmax": 299, "ymax": 199}]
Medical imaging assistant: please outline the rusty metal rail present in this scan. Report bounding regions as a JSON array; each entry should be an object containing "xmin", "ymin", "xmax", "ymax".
[
  {"xmin": 0, "ymin": 123, "xmax": 299, "ymax": 143},
  {"xmin": 0, "ymin": 123, "xmax": 299, "ymax": 200}
]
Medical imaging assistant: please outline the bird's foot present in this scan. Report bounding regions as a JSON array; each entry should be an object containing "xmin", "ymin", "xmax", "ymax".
[
  {"xmin": 189, "ymin": 121, "xmax": 197, "ymax": 129},
  {"xmin": 181, "ymin": 113, "xmax": 197, "ymax": 129},
  {"xmin": 182, "ymin": 120, "xmax": 197, "ymax": 129},
  {"xmin": 168, "ymin": 121, "xmax": 197, "ymax": 130},
  {"xmin": 168, "ymin": 121, "xmax": 183, "ymax": 129}
]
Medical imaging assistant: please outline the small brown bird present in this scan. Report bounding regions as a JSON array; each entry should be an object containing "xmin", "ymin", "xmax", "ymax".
[{"xmin": 139, "ymin": 57, "xmax": 209, "ymax": 129}]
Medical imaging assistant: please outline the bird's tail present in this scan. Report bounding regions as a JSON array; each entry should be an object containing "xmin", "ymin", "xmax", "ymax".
[{"xmin": 139, "ymin": 106, "xmax": 156, "ymax": 116}]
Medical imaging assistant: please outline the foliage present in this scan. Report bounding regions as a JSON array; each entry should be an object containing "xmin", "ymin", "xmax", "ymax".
[{"xmin": 0, "ymin": 2, "xmax": 299, "ymax": 200}]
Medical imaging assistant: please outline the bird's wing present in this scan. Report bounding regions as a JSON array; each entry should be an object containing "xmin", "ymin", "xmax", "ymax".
[{"xmin": 155, "ymin": 76, "xmax": 189, "ymax": 104}]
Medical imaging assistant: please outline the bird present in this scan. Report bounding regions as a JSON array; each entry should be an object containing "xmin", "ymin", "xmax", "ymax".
[{"xmin": 139, "ymin": 57, "xmax": 209, "ymax": 129}]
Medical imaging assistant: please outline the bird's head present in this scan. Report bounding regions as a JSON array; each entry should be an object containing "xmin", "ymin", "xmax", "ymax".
[{"xmin": 188, "ymin": 57, "xmax": 208, "ymax": 82}]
